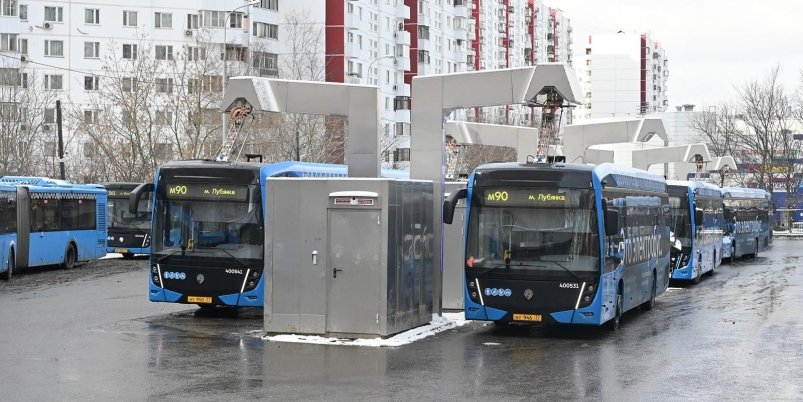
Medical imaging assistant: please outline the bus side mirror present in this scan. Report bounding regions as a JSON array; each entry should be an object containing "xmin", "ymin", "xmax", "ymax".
[
  {"xmin": 604, "ymin": 209, "xmax": 620, "ymax": 237},
  {"xmin": 129, "ymin": 183, "xmax": 154, "ymax": 214},
  {"xmin": 695, "ymin": 208, "xmax": 704, "ymax": 227},
  {"xmin": 443, "ymin": 188, "xmax": 467, "ymax": 225}
]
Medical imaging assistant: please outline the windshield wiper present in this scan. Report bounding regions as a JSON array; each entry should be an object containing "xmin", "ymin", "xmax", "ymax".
[
  {"xmin": 192, "ymin": 246, "xmax": 249, "ymax": 269},
  {"xmin": 549, "ymin": 260, "xmax": 584, "ymax": 282},
  {"xmin": 155, "ymin": 249, "xmax": 184, "ymax": 264}
]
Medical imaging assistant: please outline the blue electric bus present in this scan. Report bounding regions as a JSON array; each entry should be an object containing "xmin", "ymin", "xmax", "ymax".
[
  {"xmin": 444, "ymin": 162, "xmax": 671, "ymax": 330},
  {"xmin": 721, "ymin": 187, "xmax": 771, "ymax": 262},
  {"xmin": 667, "ymin": 180, "xmax": 723, "ymax": 282},
  {"xmin": 0, "ymin": 176, "xmax": 107, "ymax": 280},
  {"xmin": 129, "ymin": 160, "xmax": 392, "ymax": 308},
  {"xmin": 104, "ymin": 182, "xmax": 151, "ymax": 258}
]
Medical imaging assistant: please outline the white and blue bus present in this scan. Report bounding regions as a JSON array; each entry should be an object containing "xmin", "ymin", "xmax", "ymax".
[
  {"xmin": 129, "ymin": 160, "xmax": 399, "ymax": 308},
  {"xmin": 721, "ymin": 187, "xmax": 771, "ymax": 262},
  {"xmin": 104, "ymin": 182, "xmax": 152, "ymax": 258},
  {"xmin": 444, "ymin": 162, "xmax": 670, "ymax": 330},
  {"xmin": 667, "ymin": 180, "xmax": 723, "ymax": 282},
  {"xmin": 0, "ymin": 177, "xmax": 107, "ymax": 280}
]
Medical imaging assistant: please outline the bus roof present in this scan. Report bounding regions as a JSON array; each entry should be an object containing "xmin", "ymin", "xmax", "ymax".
[
  {"xmin": 0, "ymin": 176, "xmax": 104, "ymax": 190},
  {"xmin": 594, "ymin": 163, "xmax": 666, "ymax": 193},
  {"xmin": 720, "ymin": 187, "xmax": 771, "ymax": 199},
  {"xmin": 102, "ymin": 182, "xmax": 144, "ymax": 190},
  {"xmin": 667, "ymin": 180, "xmax": 722, "ymax": 197}
]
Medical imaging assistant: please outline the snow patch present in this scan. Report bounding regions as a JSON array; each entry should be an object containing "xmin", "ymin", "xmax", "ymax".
[
  {"xmin": 101, "ymin": 253, "xmax": 123, "ymax": 260},
  {"xmin": 263, "ymin": 312, "xmax": 469, "ymax": 347}
]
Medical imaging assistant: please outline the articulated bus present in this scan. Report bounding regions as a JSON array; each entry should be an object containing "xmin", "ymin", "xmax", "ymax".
[
  {"xmin": 444, "ymin": 163, "xmax": 670, "ymax": 330},
  {"xmin": 104, "ymin": 182, "xmax": 152, "ymax": 258},
  {"xmin": 720, "ymin": 187, "xmax": 771, "ymax": 262},
  {"xmin": 129, "ymin": 160, "xmax": 377, "ymax": 308},
  {"xmin": 0, "ymin": 177, "xmax": 107, "ymax": 280},
  {"xmin": 667, "ymin": 180, "xmax": 723, "ymax": 282}
]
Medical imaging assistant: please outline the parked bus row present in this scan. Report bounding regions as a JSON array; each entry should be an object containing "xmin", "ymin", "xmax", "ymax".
[{"xmin": 1, "ymin": 161, "xmax": 773, "ymax": 333}]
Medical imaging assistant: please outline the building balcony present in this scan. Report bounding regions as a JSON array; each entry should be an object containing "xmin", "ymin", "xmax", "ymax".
[
  {"xmin": 453, "ymin": 47, "xmax": 467, "ymax": 63},
  {"xmin": 418, "ymin": 37, "xmax": 432, "ymax": 51},
  {"xmin": 418, "ymin": 13, "xmax": 431, "ymax": 27},
  {"xmin": 393, "ymin": 83, "xmax": 411, "ymax": 97},
  {"xmin": 345, "ymin": 41, "xmax": 361, "ymax": 58},
  {"xmin": 454, "ymin": 4, "xmax": 469, "ymax": 19},
  {"xmin": 396, "ymin": 4, "xmax": 411, "ymax": 19},
  {"xmin": 453, "ymin": 28, "xmax": 468, "ymax": 41},
  {"xmin": 395, "ymin": 109, "xmax": 411, "ymax": 123},
  {"xmin": 395, "ymin": 56, "xmax": 411, "ymax": 71},
  {"xmin": 395, "ymin": 30, "xmax": 411, "ymax": 46},
  {"xmin": 418, "ymin": 61, "xmax": 432, "ymax": 76}
]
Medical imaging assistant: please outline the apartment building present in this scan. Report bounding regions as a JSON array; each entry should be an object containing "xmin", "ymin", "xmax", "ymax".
[{"xmin": 577, "ymin": 31, "xmax": 669, "ymax": 120}]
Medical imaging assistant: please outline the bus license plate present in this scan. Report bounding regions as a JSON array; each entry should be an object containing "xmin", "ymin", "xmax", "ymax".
[
  {"xmin": 513, "ymin": 313, "xmax": 542, "ymax": 322},
  {"xmin": 188, "ymin": 296, "xmax": 212, "ymax": 304},
  {"xmin": 114, "ymin": 248, "xmax": 128, "ymax": 253}
]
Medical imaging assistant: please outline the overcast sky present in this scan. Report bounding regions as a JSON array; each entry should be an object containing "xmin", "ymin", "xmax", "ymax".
[{"xmin": 555, "ymin": 0, "xmax": 803, "ymax": 109}]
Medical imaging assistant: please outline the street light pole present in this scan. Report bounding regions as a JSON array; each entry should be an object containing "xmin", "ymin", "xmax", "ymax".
[
  {"xmin": 221, "ymin": 0, "xmax": 259, "ymax": 152},
  {"xmin": 365, "ymin": 55, "xmax": 396, "ymax": 85}
]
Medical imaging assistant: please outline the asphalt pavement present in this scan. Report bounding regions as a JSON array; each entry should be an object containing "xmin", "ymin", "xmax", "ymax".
[{"xmin": 1, "ymin": 242, "xmax": 801, "ymax": 401}]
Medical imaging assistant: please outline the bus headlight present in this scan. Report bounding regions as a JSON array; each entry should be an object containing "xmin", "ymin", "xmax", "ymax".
[{"xmin": 578, "ymin": 282, "xmax": 597, "ymax": 308}]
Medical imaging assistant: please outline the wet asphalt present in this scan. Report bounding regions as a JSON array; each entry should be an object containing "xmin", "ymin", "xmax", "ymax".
[{"xmin": 0, "ymin": 241, "xmax": 801, "ymax": 401}]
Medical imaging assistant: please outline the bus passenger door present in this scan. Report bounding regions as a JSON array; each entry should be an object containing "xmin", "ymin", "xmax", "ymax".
[{"xmin": 15, "ymin": 187, "xmax": 30, "ymax": 270}]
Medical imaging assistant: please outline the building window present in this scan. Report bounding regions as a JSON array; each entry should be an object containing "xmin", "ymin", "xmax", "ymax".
[
  {"xmin": 84, "ymin": 41, "xmax": 100, "ymax": 58},
  {"xmin": 123, "ymin": 10, "xmax": 137, "ymax": 27},
  {"xmin": 83, "ymin": 110, "xmax": 98, "ymax": 125},
  {"xmin": 201, "ymin": 75, "xmax": 222, "ymax": 92},
  {"xmin": 85, "ymin": 8, "xmax": 100, "ymax": 24},
  {"xmin": 19, "ymin": 38, "xmax": 27, "ymax": 54},
  {"xmin": 228, "ymin": 12, "xmax": 243, "ymax": 28},
  {"xmin": 154, "ymin": 12, "xmax": 172, "ymax": 28},
  {"xmin": 44, "ymin": 40, "xmax": 64, "ymax": 57},
  {"xmin": 155, "ymin": 78, "xmax": 173, "ymax": 93},
  {"xmin": 84, "ymin": 76, "xmax": 99, "ymax": 91},
  {"xmin": 122, "ymin": 43, "xmax": 138, "ymax": 59},
  {"xmin": 0, "ymin": 68, "xmax": 20, "ymax": 86},
  {"xmin": 257, "ymin": 0, "xmax": 278, "ymax": 11},
  {"xmin": 185, "ymin": 46, "xmax": 206, "ymax": 61},
  {"xmin": 201, "ymin": 10, "xmax": 224, "ymax": 27},
  {"xmin": 186, "ymin": 14, "xmax": 199, "ymax": 29},
  {"xmin": 155, "ymin": 45, "xmax": 173, "ymax": 60},
  {"xmin": 393, "ymin": 148, "xmax": 410, "ymax": 162},
  {"xmin": 44, "ymin": 74, "xmax": 62, "ymax": 90},
  {"xmin": 122, "ymin": 77, "xmax": 137, "ymax": 92},
  {"xmin": 155, "ymin": 110, "xmax": 173, "ymax": 125},
  {"xmin": 394, "ymin": 96, "xmax": 410, "ymax": 111},
  {"xmin": 44, "ymin": 6, "xmax": 63, "ymax": 22},
  {"xmin": 253, "ymin": 22, "xmax": 278, "ymax": 39},
  {"xmin": 44, "ymin": 108, "xmax": 55, "ymax": 124},
  {"xmin": 83, "ymin": 142, "xmax": 96, "ymax": 158},
  {"xmin": 18, "ymin": 4, "xmax": 26, "ymax": 20},
  {"xmin": 0, "ymin": 33, "xmax": 17, "ymax": 52},
  {"xmin": 154, "ymin": 143, "xmax": 172, "ymax": 160}
]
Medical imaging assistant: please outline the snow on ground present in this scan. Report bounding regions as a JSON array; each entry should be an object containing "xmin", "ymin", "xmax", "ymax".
[
  {"xmin": 101, "ymin": 253, "xmax": 123, "ymax": 259},
  {"xmin": 264, "ymin": 312, "xmax": 470, "ymax": 347}
]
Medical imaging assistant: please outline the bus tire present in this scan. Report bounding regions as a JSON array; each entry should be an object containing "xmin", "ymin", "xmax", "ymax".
[
  {"xmin": 605, "ymin": 290, "xmax": 622, "ymax": 331},
  {"xmin": 729, "ymin": 243, "xmax": 736, "ymax": 264},
  {"xmin": 753, "ymin": 239, "xmax": 759, "ymax": 259},
  {"xmin": 122, "ymin": 253, "xmax": 135, "ymax": 259},
  {"xmin": 692, "ymin": 261, "xmax": 702, "ymax": 284},
  {"xmin": 642, "ymin": 272, "xmax": 656, "ymax": 311},
  {"xmin": 1, "ymin": 251, "xmax": 12, "ymax": 281},
  {"xmin": 63, "ymin": 244, "xmax": 77, "ymax": 270}
]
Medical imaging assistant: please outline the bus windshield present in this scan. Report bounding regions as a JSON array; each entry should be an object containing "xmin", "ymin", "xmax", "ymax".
[
  {"xmin": 108, "ymin": 196, "xmax": 151, "ymax": 231},
  {"xmin": 152, "ymin": 183, "xmax": 263, "ymax": 262},
  {"xmin": 466, "ymin": 187, "xmax": 599, "ymax": 275},
  {"xmin": 668, "ymin": 191, "xmax": 691, "ymax": 247}
]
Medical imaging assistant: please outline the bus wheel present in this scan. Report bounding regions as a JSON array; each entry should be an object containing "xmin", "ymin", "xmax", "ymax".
[
  {"xmin": 63, "ymin": 245, "xmax": 77, "ymax": 270},
  {"xmin": 729, "ymin": 243, "xmax": 736, "ymax": 264},
  {"xmin": 642, "ymin": 273, "xmax": 656, "ymax": 311},
  {"xmin": 692, "ymin": 261, "xmax": 702, "ymax": 284},
  {"xmin": 605, "ymin": 291, "xmax": 622, "ymax": 331},
  {"xmin": 122, "ymin": 253, "xmax": 135, "ymax": 259},
  {"xmin": 1, "ymin": 252, "xmax": 12, "ymax": 281}
]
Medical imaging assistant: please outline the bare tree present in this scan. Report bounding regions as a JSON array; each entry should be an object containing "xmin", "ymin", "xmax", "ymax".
[{"xmin": 0, "ymin": 62, "xmax": 63, "ymax": 177}]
